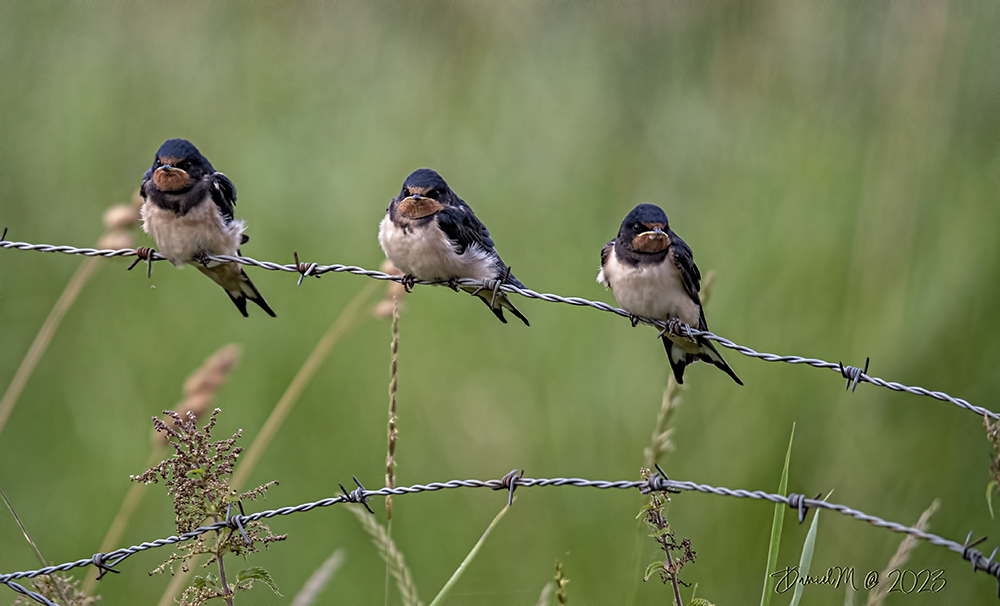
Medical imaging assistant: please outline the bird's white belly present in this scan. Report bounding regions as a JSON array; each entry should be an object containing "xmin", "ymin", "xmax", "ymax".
[
  {"xmin": 141, "ymin": 198, "xmax": 244, "ymax": 267},
  {"xmin": 600, "ymin": 250, "xmax": 701, "ymax": 326},
  {"xmin": 378, "ymin": 214, "xmax": 494, "ymax": 280}
]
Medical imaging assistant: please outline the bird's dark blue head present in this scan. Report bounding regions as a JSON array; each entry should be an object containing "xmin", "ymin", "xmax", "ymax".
[
  {"xmin": 619, "ymin": 203, "xmax": 671, "ymax": 253},
  {"xmin": 395, "ymin": 168, "xmax": 459, "ymax": 219},
  {"xmin": 400, "ymin": 168, "xmax": 451, "ymax": 200},
  {"xmin": 148, "ymin": 139, "xmax": 215, "ymax": 192}
]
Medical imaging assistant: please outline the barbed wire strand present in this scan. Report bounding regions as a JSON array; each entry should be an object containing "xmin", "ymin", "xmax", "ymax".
[
  {"xmin": 1, "ymin": 471, "xmax": 998, "ymax": 605},
  {"xmin": 2, "ymin": 239, "xmax": 994, "ymax": 421}
]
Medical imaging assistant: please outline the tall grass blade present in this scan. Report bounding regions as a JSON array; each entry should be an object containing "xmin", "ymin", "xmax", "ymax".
[
  {"xmin": 761, "ymin": 423, "xmax": 794, "ymax": 606},
  {"xmin": 790, "ymin": 490, "xmax": 832, "ymax": 606}
]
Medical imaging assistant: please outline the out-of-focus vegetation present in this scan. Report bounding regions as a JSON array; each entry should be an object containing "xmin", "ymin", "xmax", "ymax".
[{"xmin": 1, "ymin": 2, "xmax": 998, "ymax": 604}]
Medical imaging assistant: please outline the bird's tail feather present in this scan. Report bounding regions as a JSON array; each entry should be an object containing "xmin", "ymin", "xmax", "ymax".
[
  {"xmin": 464, "ymin": 287, "xmax": 530, "ymax": 326},
  {"xmin": 197, "ymin": 263, "xmax": 276, "ymax": 318},
  {"xmin": 661, "ymin": 335, "xmax": 742, "ymax": 386}
]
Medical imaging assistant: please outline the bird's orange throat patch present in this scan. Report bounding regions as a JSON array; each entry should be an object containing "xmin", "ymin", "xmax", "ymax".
[
  {"xmin": 398, "ymin": 196, "xmax": 443, "ymax": 219},
  {"xmin": 153, "ymin": 167, "xmax": 192, "ymax": 192},
  {"xmin": 632, "ymin": 231, "xmax": 669, "ymax": 253}
]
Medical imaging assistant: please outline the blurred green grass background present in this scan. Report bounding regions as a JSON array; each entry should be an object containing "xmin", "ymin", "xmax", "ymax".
[{"xmin": 1, "ymin": 2, "xmax": 998, "ymax": 604}]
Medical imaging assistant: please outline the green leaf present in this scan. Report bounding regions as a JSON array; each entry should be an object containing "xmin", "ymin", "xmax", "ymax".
[
  {"xmin": 192, "ymin": 575, "xmax": 209, "ymax": 590},
  {"xmin": 761, "ymin": 422, "xmax": 794, "ymax": 606},
  {"xmin": 987, "ymin": 481, "xmax": 997, "ymax": 519},
  {"xmin": 790, "ymin": 490, "xmax": 832, "ymax": 606},
  {"xmin": 236, "ymin": 566, "xmax": 283, "ymax": 596},
  {"xmin": 643, "ymin": 560, "xmax": 665, "ymax": 582},
  {"xmin": 689, "ymin": 599, "xmax": 715, "ymax": 606},
  {"xmin": 428, "ymin": 504, "xmax": 509, "ymax": 606},
  {"xmin": 636, "ymin": 503, "xmax": 655, "ymax": 519}
]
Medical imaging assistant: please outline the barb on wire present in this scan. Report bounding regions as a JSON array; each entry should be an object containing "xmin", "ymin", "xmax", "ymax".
[
  {"xmin": 1, "ymin": 239, "xmax": 995, "ymax": 421},
  {"xmin": 293, "ymin": 251, "xmax": 319, "ymax": 286},
  {"xmin": 3, "ymin": 471, "xmax": 999, "ymax": 605},
  {"xmin": 840, "ymin": 357, "xmax": 870, "ymax": 393}
]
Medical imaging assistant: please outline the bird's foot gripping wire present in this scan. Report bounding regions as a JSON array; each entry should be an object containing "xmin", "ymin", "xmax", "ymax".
[
  {"xmin": 400, "ymin": 274, "xmax": 417, "ymax": 293},
  {"xmin": 656, "ymin": 317, "xmax": 694, "ymax": 343}
]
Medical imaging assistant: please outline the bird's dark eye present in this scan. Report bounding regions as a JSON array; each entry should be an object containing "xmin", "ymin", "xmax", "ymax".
[
  {"xmin": 154, "ymin": 159, "xmax": 161, "ymax": 167},
  {"xmin": 633, "ymin": 222, "xmax": 644, "ymax": 232},
  {"xmin": 179, "ymin": 160, "xmax": 192, "ymax": 171},
  {"xmin": 429, "ymin": 189, "xmax": 441, "ymax": 199}
]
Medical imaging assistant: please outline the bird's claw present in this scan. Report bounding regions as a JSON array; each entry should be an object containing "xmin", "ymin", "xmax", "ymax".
[
  {"xmin": 446, "ymin": 277, "xmax": 461, "ymax": 292},
  {"xmin": 193, "ymin": 251, "xmax": 213, "ymax": 268},
  {"xmin": 656, "ymin": 318, "xmax": 689, "ymax": 341},
  {"xmin": 401, "ymin": 274, "xmax": 417, "ymax": 293},
  {"xmin": 629, "ymin": 314, "xmax": 640, "ymax": 327}
]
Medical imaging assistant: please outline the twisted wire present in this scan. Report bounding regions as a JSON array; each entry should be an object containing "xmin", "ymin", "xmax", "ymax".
[
  {"xmin": 2, "ymin": 239, "xmax": 994, "ymax": 420},
  {"xmin": 3, "ymin": 473, "xmax": 998, "ymax": 605}
]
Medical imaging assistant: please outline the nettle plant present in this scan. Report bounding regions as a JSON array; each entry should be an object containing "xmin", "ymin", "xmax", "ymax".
[{"xmin": 132, "ymin": 409, "xmax": 285, "ymax": 606}]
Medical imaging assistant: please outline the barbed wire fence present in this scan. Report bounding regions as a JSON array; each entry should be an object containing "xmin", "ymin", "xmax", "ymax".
[
  {"xmin": 2, "ymin": 238, "xmax": 998, "ymax": 604},
  {"xmin": 2, "ymin": 238, "xmax": 995, "ymax": 421},
  {"xmin": 2, "ymin": 469, "xmax": 999, "ymax": 605}
]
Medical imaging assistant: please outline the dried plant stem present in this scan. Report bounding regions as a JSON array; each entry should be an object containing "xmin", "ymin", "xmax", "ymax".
[
  {"xmin": 156, "ymin": 283, "xmax": 377, "ymax": 606},
  {"xmin": 664, "ymin": 539, "xmax": 683, "ymax": 606},
  {"xmin": 215, "ymin": 529, "xmax": 234, "ymax": 606},
  {"xmin": 87, "ymin": 344, "xmax": 241, "ymax": 598},
  {"xmin": 290, "ymin": 549, "xmax": 346, "ymax": 606},
  {"xmin": 347, "ymin": 504, "xmax": 422, "ymax": 606},
  {"xmin": 866, "ymin": 499, "xmax": 939, "ymax": 606},
  {"xmin": 386, "ymin": 300, "xmax": 399, "ymax": 519},
  {"xmin": 0, "ymin": 257, "xmax": 100, "ymax": 437}
]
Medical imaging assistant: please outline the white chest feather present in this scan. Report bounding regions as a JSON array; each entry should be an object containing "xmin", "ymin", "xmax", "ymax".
[
  {"xmin": 598, "ymin": 248, "xmax": 701, "ymax": 326},
  {"xmin": 141, "ymin": 197, "xmax": 245, "ymax": 267},
  {"xmin": 378, "ymin": 214, "xmax": 495, "ymax": 281}
]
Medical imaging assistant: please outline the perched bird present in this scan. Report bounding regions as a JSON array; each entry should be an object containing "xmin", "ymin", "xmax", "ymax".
[
  {"xmin": 139, "ymin": 139, "xmax": 275, "ymax": 317},
  {"xmin": 598, "ymin": 203, "xmax": 741, "ymax": 385},
  {"xmin": 378, "ymin": 168, "xmax": 529, "ymax": 325}
]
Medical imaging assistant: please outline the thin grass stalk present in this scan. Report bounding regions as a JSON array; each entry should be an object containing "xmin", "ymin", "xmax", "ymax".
[
  {"xmin": 384, "ymin": 300, "xmax": 400, "ymax": 606},
  {"xmin": 81, "ymin": 446, "xmax": 163, "ymax": 596},
  {"xmin": 231, "ymin": 281, "xmax": 377, "ymax": 491},
  {"xmin": 290, "ymin": 549, "xmax": 346, "ymax": 606},
  {"xmin": 1, "ymin": 484, "xmax": 72, "ymax": 605},
  {"xmin": 534, "ymin": 582, "xmax": 554, "ymax": 606},
  {"xmin": 386, "ymin": 300, "xmax": 399, "ymax": 519},
  {"xmin": 0, "ymin": 257, "xmax": 100, "ymax": 437},
  {"xmin": 427, "ymin": 504, "xmax": 510, "ymax": 606},
  {"xmin": 156, "ymin": 284, "xmax": 377, "ymax": 606},
  {"xmin": 0, "ymin": 199, "xmax": 141, "ymax": 439}
]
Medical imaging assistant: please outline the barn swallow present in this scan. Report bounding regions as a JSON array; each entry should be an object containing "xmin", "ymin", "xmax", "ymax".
[
  {"xmin": 597, "ymin": 203, "xmax": 741, "ymax": 385},
  {"xmin": 378, "ymin": 168, "xmax": 529, "ymax": 326},
  {"xmin": 139, "ymin": 139, "xmax": 275, "ymax": 317}
]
